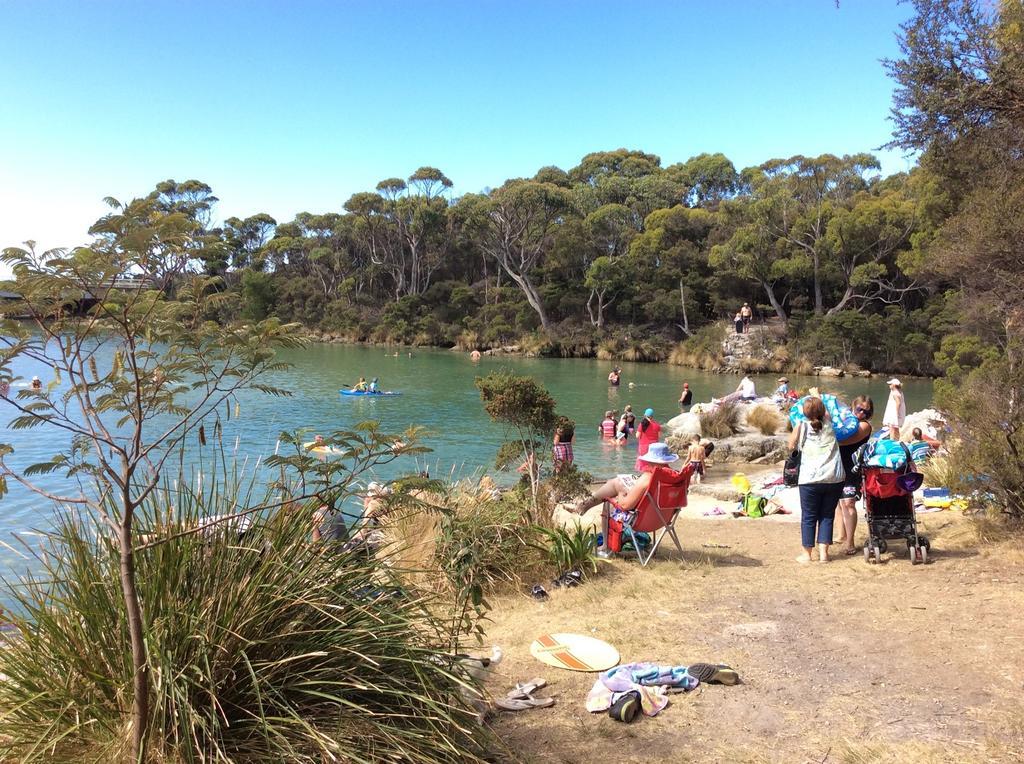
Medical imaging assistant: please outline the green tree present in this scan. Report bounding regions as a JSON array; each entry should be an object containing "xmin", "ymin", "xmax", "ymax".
[
  {"xmin": 0, "ymin": 196, "xmax": 302, "ymax": 761},
  {"xmin": 475, "ymin": 371, "xmax": 558, "ymax": 509},
  {"xmin": 465, "ymin": 181, "xmax": 573, "ymax": 331}
]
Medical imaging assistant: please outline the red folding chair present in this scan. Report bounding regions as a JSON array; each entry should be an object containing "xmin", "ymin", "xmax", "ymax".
[{"xmin": 608, "ymin": 465, "xmax": 693, "ymax": 566}]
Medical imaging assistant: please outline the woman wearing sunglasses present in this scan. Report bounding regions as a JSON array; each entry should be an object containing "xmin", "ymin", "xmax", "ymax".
[{"xmin": 835, "ymin": 396, "xmax": 874, "ymax": 555}]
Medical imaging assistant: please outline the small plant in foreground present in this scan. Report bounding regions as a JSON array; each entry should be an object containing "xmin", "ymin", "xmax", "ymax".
[{"xmin": 533, "ymin": 524, "xmax": 598, "ymax": 577}]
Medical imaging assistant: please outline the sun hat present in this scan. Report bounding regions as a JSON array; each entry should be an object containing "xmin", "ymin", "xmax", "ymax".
[
  {"xmin": 777, "ymin": 377, "xmax": 789, "ymax": 383},
  {"xmin": 643, "ymin": 408, "xmax": 654, "ymax": 417},
  {"xmin": 639, "ymin": 442, "xmax": 679, "ymax": 464},
  {"xmin": 887, "ymin": 378, "xmax": 902, "ymax": 386},
  {"xmin": 897, "ymin": 471, "xmax": 924, "ymax": 494}
]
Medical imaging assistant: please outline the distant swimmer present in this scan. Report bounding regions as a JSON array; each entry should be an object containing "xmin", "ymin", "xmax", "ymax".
[
  {"xmin": 470, "ymin": 350, "xmax": 481, "ymax": 361},
  {"xmin": 608, "ymin": 367, "xmax": 621, "ymax": 387}
]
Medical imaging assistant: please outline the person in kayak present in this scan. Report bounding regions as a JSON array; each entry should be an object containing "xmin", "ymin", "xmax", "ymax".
[
  {"xmin": 353, "ymin": 377, "xmax": 369, "ymax": 392},
  {"xmin": 369, "ymin": 377, "xmax": 380, "ymax": 393}
]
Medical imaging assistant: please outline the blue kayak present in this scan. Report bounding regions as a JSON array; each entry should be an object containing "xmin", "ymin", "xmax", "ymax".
[{"xmin": 339, "ymin": 390, "xmax": 401, "ymax": 397}]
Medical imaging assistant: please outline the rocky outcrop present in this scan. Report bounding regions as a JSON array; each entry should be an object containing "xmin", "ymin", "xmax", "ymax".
[
  {"xmin": 666, "ymin": 431, "xmax": 788, "ymax": 464},
  {"xmin": 899, "ymin": 408, "xmax": 947, "ymax": 441},
  {"xmin": 665, "ymin": 412, "xmax": 702, "ymax": 440}
]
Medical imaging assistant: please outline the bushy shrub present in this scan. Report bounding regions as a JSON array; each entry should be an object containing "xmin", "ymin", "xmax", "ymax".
[
  {"xmin": 0, "ymin": 485, "xmax": 490, "ymax": 763},
  {"xmin": 746, "ymin": 404, "xmax": 784, "ymax": 435},
  {"xmin": 533, "ymin": 525, "xmax": 598, "ymax": 577},
  {"xmin": 699, "ymin": 401, "xmax": 742, "ymax": 439},
  {"xmin": 669, "ymin": 323, "xmax": 725, "ymax": 368},
  {"xmin": 935, "ymin": 356, "xmax": 1024, "ymax": 518}
]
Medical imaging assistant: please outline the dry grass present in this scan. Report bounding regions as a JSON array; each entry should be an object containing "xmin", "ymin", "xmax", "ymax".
[
  {"xmin": 699, "ymin": 401, "xmax": 742, "ymax": 438},
  {"xmin": 745, "ymin": 404, "xmax": 784, "ymax": 435},
  {"xmin": 484, "ymin": 514, "xmax": 1024, "ymax": 763}
]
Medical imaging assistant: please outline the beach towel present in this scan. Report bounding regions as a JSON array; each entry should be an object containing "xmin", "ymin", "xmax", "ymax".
[
  {"xmin": 585, "ymin": 662, "xmax": 699, "ymax": 717},
  {"xmin": 789, "ymin": 394, "xmax": 859, "ymax": 441}
]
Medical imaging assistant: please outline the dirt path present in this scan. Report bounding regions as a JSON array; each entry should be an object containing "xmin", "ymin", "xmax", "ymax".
[{"xmin": 483, "ymin": 513, "xmax": 1024, "ymax": 763}]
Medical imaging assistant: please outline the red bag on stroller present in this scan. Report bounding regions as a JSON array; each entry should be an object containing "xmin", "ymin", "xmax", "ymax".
[{"xmin": 863, "ymin": 469, "xmax": 907, "ymax": 499}]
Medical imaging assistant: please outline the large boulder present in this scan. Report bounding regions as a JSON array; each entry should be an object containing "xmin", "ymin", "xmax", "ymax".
[
  {"xmin": 709, "ymin": 433, "xmax": 789, "ymax": 463},
  {"xmin": 900, "ymin": 408, "xmax": 947, "ymax": 442},
  {"xmin": 665, "ymin": 412, "xmax": 702, "ymax": 440}
]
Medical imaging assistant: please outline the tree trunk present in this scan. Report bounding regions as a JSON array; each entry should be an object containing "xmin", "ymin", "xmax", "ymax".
[
  {"xmin": 678, "ymin": 280, "xmax": 691, "ymax": 336},
  {"xmin": 508, "ymin": 271, "xmax": 550, "ymax": 331},
  {"xmin": 813, "ymin": 249, "xmax": 823, "ymax": 315},
  {"xmin": 762, "ymin": 280, "xmax": 788, "ymax": 323},
  {"xmin": 119, "ymin": 504, "xmax": 149, "ymax": 763}
]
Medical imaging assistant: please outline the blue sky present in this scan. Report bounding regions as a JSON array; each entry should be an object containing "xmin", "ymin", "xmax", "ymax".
[{"xmin": 0, "ymin": 0, "xmax": 915, "ymax": 256}]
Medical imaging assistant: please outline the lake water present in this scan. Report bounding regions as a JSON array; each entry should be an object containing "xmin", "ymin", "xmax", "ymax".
[{"xmin": 0, "ymin": 344, "xmax": 933, "ymax": 580}]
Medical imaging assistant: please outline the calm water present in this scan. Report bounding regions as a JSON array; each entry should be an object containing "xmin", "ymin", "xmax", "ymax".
[{"xmin": 0, "ymin": 344, "xmax": 933, "ymax": 579}]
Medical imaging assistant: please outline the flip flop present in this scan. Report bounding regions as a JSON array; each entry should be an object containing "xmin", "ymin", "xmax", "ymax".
[
  {"xmin": 506, "ymin": 678, "xmax": 547, "ymax": 700},
  {"xmin": 843, "ymin": 547, "xmax": 859, "ymax": 556},
  {"xmin": 687, "ymin": 663, "xmax": 740, "ymax": 686},
  {"xmin": 493, "ymin": 696, "xmax": 556, "ymax": 711}
]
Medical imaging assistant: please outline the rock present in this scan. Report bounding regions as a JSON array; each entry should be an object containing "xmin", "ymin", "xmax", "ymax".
[
  {"xmin": 665, "ymin": 412, "xmax": 701, "ymax": 440},
  {"xmin": 708, "ymin": 433, "xmax": 789, "ymax": 463},
  {"xmin": 853, "ymin": 370, "xmax": 872, "ymax": 378},
  {"xmin": 900, "ymin": 408, "xmax": 947, "ymax": 442},
  {"xmin": 815, "ymin": 366, "xmax": 845, "ymax": 377}
]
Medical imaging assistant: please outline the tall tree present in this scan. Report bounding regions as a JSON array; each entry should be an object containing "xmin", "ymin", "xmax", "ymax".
[{"xmin": 465, "ymin": 181, "xmax": 573, "ymax": 331}]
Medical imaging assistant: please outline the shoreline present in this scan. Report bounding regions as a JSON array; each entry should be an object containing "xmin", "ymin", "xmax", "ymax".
[{"xmin": 301, "ymin": 328, "xmax": 935, "ymax": 381}]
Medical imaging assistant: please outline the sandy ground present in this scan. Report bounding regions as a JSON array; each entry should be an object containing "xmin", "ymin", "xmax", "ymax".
[{"xmin": 481, "ymin": 512, "xmax": 1024, "ymax": 763}]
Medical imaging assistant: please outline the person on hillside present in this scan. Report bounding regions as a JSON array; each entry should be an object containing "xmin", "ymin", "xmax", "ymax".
[
  {"xmin": 552, "ymin": 421, "xmax": 575, "ymax": 473},
  {"xmin": 740, "ymin": 303, "xmax": 753, "ymax": 333},
  {"xmin": 572, "ymin": 442, "xmax": 684, "ymax": 558},
  {"xmin": 353, "ymin": 376, "xmax": 369, "ymax": 392},
  {"xmin": 599, "ymin": 410, "xmax": 617, "ymax": 439},
  {"xmin": 909, "ymin": 427, "xmax": 940, "ymax": 462},
  {"xmin": 608, "ymin": 367, "xmax": 621, "ymax": 386},
  {"xmin": 686, "ymin": 435, "xmax": 706, "ymax": 484},
  {"xmin": 634, "ymin": 408, "xmax": 661, "ymax": 470},
  {"xmin": 788, "ymin": 396, "xmax": 845, "ymax": 564},
  {"xmin": 734, "ymin": 312, "xmax": 744, "ymax": 335},
  {"xmin": 882, "ymin": 378, "xmax": 906, "ymax": 440},
  {"xmin": 679, "ymin": 382, "xmax": 693, "ymax": 411},
  {"xmin": 835, "ymin": 395, "xmax": 874, "ymax": 555}
]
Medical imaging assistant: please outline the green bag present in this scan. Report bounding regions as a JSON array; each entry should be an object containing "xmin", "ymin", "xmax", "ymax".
[{"xmin": 742, "ymin": 492, "xmax": 767, "ymax": 518}]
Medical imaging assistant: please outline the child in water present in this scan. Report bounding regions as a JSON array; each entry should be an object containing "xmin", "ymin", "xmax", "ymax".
[{"xmin": 686, "ymin": 436, "xmax": 706, "ymax": 484}]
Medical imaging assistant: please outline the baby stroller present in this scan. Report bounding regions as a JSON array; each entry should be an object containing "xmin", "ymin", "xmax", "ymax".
[{"xmin": 858, "ymin": 443, "xmax": 930, "ymax": 565}]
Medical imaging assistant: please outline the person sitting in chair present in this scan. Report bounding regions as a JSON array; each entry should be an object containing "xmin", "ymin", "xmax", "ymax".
[{"xmin": 572, "ymin": 442, "xmax": 682, "ymax": 558}]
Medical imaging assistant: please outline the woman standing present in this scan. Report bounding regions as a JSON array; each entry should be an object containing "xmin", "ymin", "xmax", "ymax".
[
  {"xmin": 882, "ymin": 378, "xmax": 905, "ymax": 440},
  {"xmin": 835, "ymin": 396, "xmax": 874, "ymax": 555},
  {"xmin": 788, "ymin": 397, "xmax": 845, "ymax": 564},
  {"xmin": 634, "ymin": 408, "xmax": 662, "ymax": 470}
]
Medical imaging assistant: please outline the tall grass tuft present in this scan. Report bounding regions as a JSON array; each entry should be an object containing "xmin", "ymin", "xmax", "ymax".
[
  {"xmin": 699, "ymin": 402, "xmax": 742, "ymax": 439},
  {"xmin": 746, "ymin": 404, "xmax": 785, "ymax": 435},
  {"xmin": 0, "ymin": 474, "xmax": 491, "ymax": 763}
]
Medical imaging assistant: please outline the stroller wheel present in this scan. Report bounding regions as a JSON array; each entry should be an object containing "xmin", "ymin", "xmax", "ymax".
[
  {"xmin": 909, "ymin": 545, "xmax": 919, "ymax": 565},
  {"xmin": 920, "ymin": 536, "xmax": 930, "ymax": 550},
  {"xmin": 873, "ymin": 546, "xmax": 882, "ymax": 565},
  {"xmin": 863, "ymin": 545, "xmax": 871, "ymax": 563},
  {"xmin": 920, "ymin": 546, "xmax": 928, "ymax": 565},
  {"xmin": 878, "ymin": 538, "xmax": 888, "ymax": 554}
]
